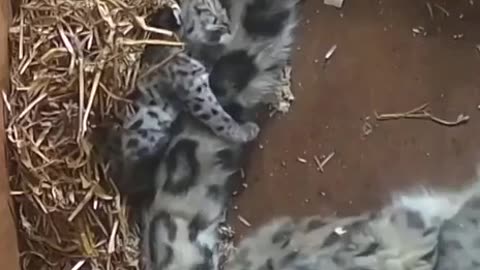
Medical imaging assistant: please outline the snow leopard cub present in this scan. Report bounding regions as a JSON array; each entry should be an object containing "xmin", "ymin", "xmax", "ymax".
[
  {"xmin": 120, "ymin": 1, "xmax": 257, "ymax": 163},
  {"xmin": 98, "ymin": 2, "xmax": 240, "ymax": 204},
  {"xmin": 136, "ymin": 2, "xmax": 257, "ymax": 141},
  {"xmin": 140, "ymin": 112, "xmax": 244, "ymax": 270},
  {"xmin": 136, "ymin": 49, "xmax": 259, "ymax": 144}
]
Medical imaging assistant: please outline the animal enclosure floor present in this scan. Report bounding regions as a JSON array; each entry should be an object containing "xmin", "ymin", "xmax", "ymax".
[{"xmin": 230, "ymin": 0, "xmax": 480, "ymax": 239}]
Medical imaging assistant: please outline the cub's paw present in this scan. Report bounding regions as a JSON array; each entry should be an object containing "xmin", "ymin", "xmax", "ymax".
[
  {"xmin": 239, "ymin": 122, "xmax": 260, "ymax": 143},
  {"xmin": 217, "ymin": 122, "xmax": 260, "ymax": 143}
]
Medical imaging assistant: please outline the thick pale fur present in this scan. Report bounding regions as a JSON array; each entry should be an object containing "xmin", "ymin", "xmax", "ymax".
[
  {"xmin": 223, "ymin": 0, "xmax": 299, "ymax": 67},
  {"xmin": 390, "ymin": 179, "xmax": 480, "ymax": 270},
  {"xmin": 228, "ymin": 212, "xmax": 439, "ymax": 270},
  {"xmin": 139, "ymin": 2, "xmax": 303, "ymax": 269},
  {"xmin": 226, "ymin": 180, "xmax": 480, "ymax": 270},
  {"xmin": 148, "ymin": 115, "xmax": 241, "ymax": 223},
  {"xmin": 390, "ymin": 181, "xmax": 480, "ymax": 228},
  {"xmin": 389, "ymin": 177, "xmax": 480, "ymax": 270},
  {"xmin": 141, "ymin": 114, "xmax": 243, "ymax": 270},
  {"xmin": 209, "ymin": 0, "xmax": 302, "ymax": 108},
  {"xmin": 436, "ymin": 184, "xmax": 480, "ymax": 270},
  {"xmin": 222, "ymin": 0, "xmax": 300, "ymax": 66}
]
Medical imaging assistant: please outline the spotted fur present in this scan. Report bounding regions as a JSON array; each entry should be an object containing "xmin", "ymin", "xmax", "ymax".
[
  {"xmin": 121, "ymin": 0, "xmax": 303, "ymax": 163},
  {"xmin": 136, "ymin": 46, "xmax": 259, "ymax": 144},
  {"xmin": 179, "ymin": 0, "xmax": 232, "ymax": 68},
  {"xmin": 436, "ymin": 193, "xmax": 480, "ymax": 270},
  {"xmin": 100, "ymin": 2, "xmax": 256, "ymax": 200},
  {"xmin": 207, "ymin": 0, "xmax": 302, "ymax": 109},
  {"xmin": 135, "ymin": 3, "xmax": 259, "ymax": 148},
  {"xmin": 174, "ymin": 0, "xmax": 303, "ymax": 113},
  {"xmin": 116, "ymin": 1, "xmax": 303, "ymax": 269},
  {"xmin": 93, "ymin": 0, "xmax": 236, "ymax": 207},
  {"xmin": 227, "ymin": 209, "xmax": 439, "ymax": 270},
  {"xmin": 224, "ymin": 180, "xmax": 480, "ymax": 270},
  {"xmin": 402, "ymin": 181, "xmax": 480, "ymax": 270},
  {"xmin": 140, "ymin": 114, "xmax": 243, "ymax": 270}
]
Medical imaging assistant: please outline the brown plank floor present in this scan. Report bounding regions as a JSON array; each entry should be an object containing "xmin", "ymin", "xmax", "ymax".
[{"xmin": 230, "ymin": 0, "xmax": 480, "ymax": 239}]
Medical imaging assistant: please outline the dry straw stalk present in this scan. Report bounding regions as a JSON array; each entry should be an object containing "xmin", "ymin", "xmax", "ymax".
[{"xmin": 7, "ymin": 0, "xmax": 181, "ymax": 268}]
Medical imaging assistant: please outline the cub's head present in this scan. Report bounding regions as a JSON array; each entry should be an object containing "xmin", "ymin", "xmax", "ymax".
[{"xmin": 180, "ymin": 0, "xmax": 231, "ymax": 45}]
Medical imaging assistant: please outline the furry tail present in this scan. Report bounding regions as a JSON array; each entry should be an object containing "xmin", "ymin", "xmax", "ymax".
[
  {"xmin": 210, "ymin": 0, "xmax": 302, "ymax": 108},
  {"xmin": 390, "ymin": 179, "xmax": 480, "ymax": 228},
  {"xmin": 387, "ymin": 170, "xmax": 480, "ymax": 270},
  {"xmin": 361, "ymin": 179, "xmax": 480, "ymax": 269}
]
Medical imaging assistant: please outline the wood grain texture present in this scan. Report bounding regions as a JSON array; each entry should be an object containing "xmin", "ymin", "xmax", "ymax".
[{"xmin": 0, "ymin": 0, "xmax": 21, "ymax": 269}]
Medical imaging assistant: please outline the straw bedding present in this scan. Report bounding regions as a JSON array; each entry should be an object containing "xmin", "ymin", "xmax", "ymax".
[{"xmin": 6, "ymin": 0, "xmax": 181, "ymax": 268}]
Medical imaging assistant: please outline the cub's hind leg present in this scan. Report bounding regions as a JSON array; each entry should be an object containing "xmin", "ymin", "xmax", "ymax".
[
  {"xmin": 121, "ymin": 103, "xmax": 178, "ymax": 162},
  {"xmin": 182, "ymin": 72, "xmax": 259, "ymax": 143}
]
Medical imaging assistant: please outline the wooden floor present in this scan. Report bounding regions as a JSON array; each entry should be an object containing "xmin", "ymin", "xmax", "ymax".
[{"xmin": 231, "ymin": 0, "xmax": 480, "ymax": 239}]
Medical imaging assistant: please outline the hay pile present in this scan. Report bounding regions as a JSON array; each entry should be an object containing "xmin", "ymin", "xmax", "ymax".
[{"xmin": 6, "ymin": 0, "xmax": 181, "ymax": 268}]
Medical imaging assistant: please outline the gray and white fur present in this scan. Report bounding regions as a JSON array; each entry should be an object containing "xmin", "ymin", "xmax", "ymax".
[
  {"xmin": 140, "ymin": 113, "xmax": 244, "ymax": 270},
  {"xmin": 206, "ymin": 0, "xmax": 302, "ymax": 109},
  {"xmin": 121, "ymin": 0, "xmax": 303, "ymax": 166},
  {"xmin": 101, "ymin": 1, "xmax": 252, "ymax": 201},
  {"xmin": 136, "ymin": 0, "xmax": 303, "ymax": 268},
  {"xmin": 179, "ymin": 0, "xmax": 232, "ymax": 69},
  {"xmin": 132, "ymin": 2, "xmax": 259, "ymax": 149},
  {"xmin": 397, "ymin": 181, "xmax": 480, "ymax": 270},
  {"xmin": 227, "ymin": 202, "xmax": 440, "ymax": 270},
  {"xmin": 225, "ymin": 180, "xmax": 480, "ymax": 270},
  {"xmin": 110, "ymin": 0, "xmax": 303, "ymax": 269}
]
